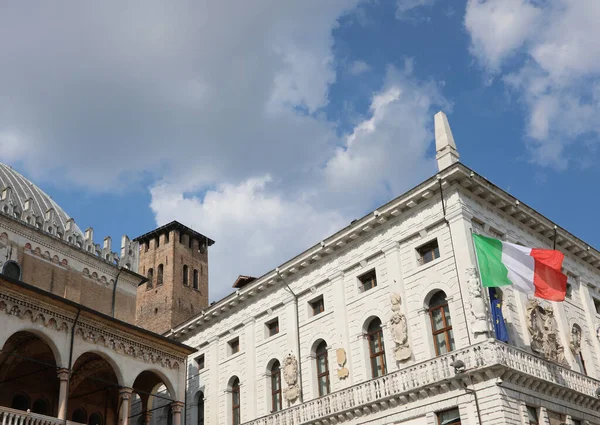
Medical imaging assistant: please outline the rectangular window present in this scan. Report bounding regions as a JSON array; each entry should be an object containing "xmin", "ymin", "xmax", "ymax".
[
  {"xmin": 358, "ymin": 269, "xmax": 377, "ymax": 292},
  {"xmin": 437, "ymin": 407, "xmax": 461, "ymax": 425},
  {"xmin": 228, "ymin": 338, "xmax": 240, "ymax": 355},
  {"xmin": 546, "ymin": 411, "xmax": 566, "ymax": 425},
  {"xmin": 266, "ymin": 318, "xmax": 279, "ymax": 337},
  {"xmin": 594, "ymin": 298, "xmax": 600, "ymax": 315},
  {"xmin": 526, "ymin": 406, "xmax": 539, "ymax": 425},
  {"xmin": 417, "ymin": 239, "xmax": 440, "ymax": 265},
  {"xmin": 310, "ymin": 296, "xmax": 325, "ymax": 316},
  {"xmin": 195, "ymin": 354, "xmax": 205, "ymax": 370}
]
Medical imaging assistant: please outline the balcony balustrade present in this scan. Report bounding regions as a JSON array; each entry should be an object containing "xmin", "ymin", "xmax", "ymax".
[
  {"xmin": 0, "ymin": 406, "xmax": 84, "ymax": 425},
  {"xmin": 243, "ymin": 339, "xmax": 600, "ymax": 425}
]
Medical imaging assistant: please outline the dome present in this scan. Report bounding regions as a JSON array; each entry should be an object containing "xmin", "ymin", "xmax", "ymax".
[{"xmin": 0, "ymin": 163, "xmax": 84, "ymax": 240}]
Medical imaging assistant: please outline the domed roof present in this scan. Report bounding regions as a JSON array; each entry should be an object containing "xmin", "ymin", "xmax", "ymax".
[{"xmin": 0, "ymin": 163, "xmax": 84, "ymax": 239}]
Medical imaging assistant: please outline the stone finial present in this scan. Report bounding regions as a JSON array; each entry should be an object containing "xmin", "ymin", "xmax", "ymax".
[{"xmin": 434, "ymin": 111, "xmax": 459, "ymax": 171}]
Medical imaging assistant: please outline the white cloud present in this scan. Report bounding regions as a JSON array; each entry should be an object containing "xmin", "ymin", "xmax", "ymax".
[
  {"xmin": 150, "ymin": 65, "xmax": 445, "ymax": 300},
  {"xmin": 465, "ymin": 0, "xmax": 600, "ymax": 168},
  {"xmin": 348, "ymin": 60, "xmax": 371, "ymax": 76},
  {"xmin": 0, "ymin": 2, "xmax": 446, "ymax": 301},
  {"xmin": 395, "ymin": 0, "xmax": 437, "ymax": 19}
]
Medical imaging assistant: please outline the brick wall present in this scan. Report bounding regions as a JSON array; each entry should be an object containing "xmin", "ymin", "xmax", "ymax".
[{"xmin": 136, "ymin": 230, "xmax": 208, "ymax": 334}]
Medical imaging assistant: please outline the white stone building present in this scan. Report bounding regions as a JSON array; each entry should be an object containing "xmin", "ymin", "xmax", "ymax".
[{"xmin": 165, "ymin": 113, "xmax": 600, "ymax": 425}]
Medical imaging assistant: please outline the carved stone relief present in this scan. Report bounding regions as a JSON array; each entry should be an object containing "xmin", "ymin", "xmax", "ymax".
[
  {"xmin": 283, "ymin": 353, "xmax": 300, "ymax": 401},
  {"xmin": 336, "ymin": 348, "xmax": 349, "ymax": 379},
  {"xmin": 467, "ymin": 268, "xmax": 488, "ymax": 336},
  {"xmin": 389, "ymin": 293, "xmax": 411, "ymax": 362},
  {"xmin": 570, "ymin": 325, "xmax": 582, "ymax": 355},
  {"xmin": 526, "ymin": 299, "xmax": 568, "ymax": 367}
]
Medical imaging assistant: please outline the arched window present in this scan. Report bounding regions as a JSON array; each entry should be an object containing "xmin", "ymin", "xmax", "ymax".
[
  {"xmin": 183, "ymin": 265, "xmax": 189, "ymax": 286},
  {"xmin": 315, "ymin": 341, "xmax": 330, "ymax": 396},
  {"xmin": 32, "ymin": 398, "xmax": 49, "ymax": 415},
  {"xmin": 2, "ymin": 261, "xmax": 21, "ymax": 280},
  {"xmin": 269, "ymin": 361, "xmax": 282, "ymax": 412},
  {"xmin": 89, "ymin": 412, "xmax": 103, "ymax": 425},
  {"xmin": 197, "ymin": 392, "xmax": 205, "ymax": 425},
  {"xmin": 429, "ymin": 291, "xmax": 455, "ymax": 355},
  {"xmin": 367, "ymin": 318, "xmax": 386, "ymax": 378},
  {"xmin": 193, "ymin": 269, "xmax": 199, "ymax": 290},
  {"xmin": 72, "ymin": 408, "xmax": 88, "ymax": 424},
  {"xmin": 11, "ymin": 393, "xmax": 29, "ymax": 411},
  {"xmin": 231, "ymin": 377, "xmax": 240, "ymax": 425},
  {"xmin": 157, "ymin": 264, "xmax": 164, "ymax": 286},
  {"xmin": 147, "ymin": 268, "xmax": 154, "ymax": 288}
]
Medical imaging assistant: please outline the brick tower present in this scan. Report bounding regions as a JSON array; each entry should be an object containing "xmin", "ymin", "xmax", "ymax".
[{"xmin": 134, "ymin": 221, "xmax": 214, "ymax": 335}]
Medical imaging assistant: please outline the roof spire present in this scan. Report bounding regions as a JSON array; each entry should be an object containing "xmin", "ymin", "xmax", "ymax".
[{"xmin": 434, "ymin": 111, "xmax": 459, "ymax": 171}]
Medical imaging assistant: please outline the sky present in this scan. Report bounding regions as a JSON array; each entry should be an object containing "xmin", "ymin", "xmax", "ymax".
[{"xmin": 1, "ymin": 0, "xmax": 599, "ymax": 302}]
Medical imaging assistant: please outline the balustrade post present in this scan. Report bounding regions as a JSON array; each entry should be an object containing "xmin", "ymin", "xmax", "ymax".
[{"xmin": 57, "ymin": 368, "xmax": 70, "ymax": 420}]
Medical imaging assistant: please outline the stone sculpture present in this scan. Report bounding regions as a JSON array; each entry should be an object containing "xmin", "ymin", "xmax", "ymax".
[
  {"xmin": 283, "ymin": 353, "xmax": 300, "ymax": 401},
  {"xmin": 389, "ymin": 293, "xmax": 411, "ymax": 361},
  {"xmin": 467, "ymin": 268, "xmax": 488, "ymax": 336},
  {"xmin": 570, "ymin": 325, "xmax": 582, "ymax": 355},
  {"xmin": 526, "ymin": 299, "xmax": 568, "ymax": 366},
  {"xmin": 336, "ymin": 348, "xmax": 349, "ymax": 379}
]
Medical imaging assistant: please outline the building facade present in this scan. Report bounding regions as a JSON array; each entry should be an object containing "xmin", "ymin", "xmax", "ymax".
[
  {"xmin": 164, "ymin": 113, "xmax": 600, "ymax": 425},
  {"xmin": 1, "ymin": 112, "xmax": 600, "ymax": 425},
  {"xmin": 0, "ymin": 166, "xmax": 197, "ymax": 425}
]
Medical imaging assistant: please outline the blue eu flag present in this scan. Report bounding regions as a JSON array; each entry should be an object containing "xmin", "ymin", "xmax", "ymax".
[{"xmin": 489, "ymin": 287, "xmax": 509, "ymax": 342}]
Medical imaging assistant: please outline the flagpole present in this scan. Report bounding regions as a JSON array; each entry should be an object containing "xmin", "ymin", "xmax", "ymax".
[{"xmin": 469, "ymin": 227, "xmax": 496, "ymax": 339}]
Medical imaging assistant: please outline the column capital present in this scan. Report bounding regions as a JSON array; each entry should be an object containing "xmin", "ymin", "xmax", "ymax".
[
  {"xmin": 327, "ymin": 270, "xmax": 344, "ymax": 282},
  {"xmin": 171, "ymin": 401, "xmax": 185, "ymax": 414},
  {"xmin": 381, "ymin": 241, "xmax": 400, "ymax": 254},
  {"xmin": 57, "ymin": 368, "xmax": 70, "ymax": 381},
  {"xmin": 119, "ymin": 387, "xmax": 134, "ymax": 400}
]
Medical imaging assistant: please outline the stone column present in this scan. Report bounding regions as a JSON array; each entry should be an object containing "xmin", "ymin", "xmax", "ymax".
[
  {"xmin": 57, "ymin": 368, "xmax": 70, "ymax": 420},
  {"xmin": 171, "ymin": 401, "xmax": 184, "ymax": 425},
  {"xmin": 144, "ymin": 411, "xmax": 152, "ymax": 425},
  {"xmin": 283, "ymin": 295, "xmax": 301, "ymax": 404},
  {"xmin": 119, "ymin": 388, "xmax": 133, "ymax": 425},
  {"xmin": 243, "ymin": 317, "xmax": 257, "ymax": 419},
  {"xmin": 329, "ymin": 270, "xmax": 352, "ymax": 386},
  {"xmin": 208, "ymin": 336, "xmax": 219, "ymax": 425}
]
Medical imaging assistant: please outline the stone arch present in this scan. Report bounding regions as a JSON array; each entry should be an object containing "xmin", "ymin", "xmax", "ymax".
[
  {"xmin": 0, "ymin": 330, "xmax": 60, "ymax": 414},
  {"xmin": 133, "ymin": 368, "xmax": 177, "ymax": 412},
  {"xmin": 420, "ymin": 281, "xmax": 455, "ymax": 309},
  {"xmin": 0, "ymin": 327, "xmax": 64, "ymax": 368},
  {"xmin": 71, "ymin": 349, "xmax": 125, "ymax": 387}
]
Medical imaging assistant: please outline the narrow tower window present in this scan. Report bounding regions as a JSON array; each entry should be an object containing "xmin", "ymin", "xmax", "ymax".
[
  {"xmin": 193, "ymin": 269, "xmax": 199, "ymax": 290},
  {"xmin": 183, "ymin": 265, "xmax": 189, "ymax": 286},
  {"xmin": 157, "ymin": 264, "xmax": 164, "ymax": 286}
]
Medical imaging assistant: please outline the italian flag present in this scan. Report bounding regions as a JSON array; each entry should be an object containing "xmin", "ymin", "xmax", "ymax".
[{"xmin": 473, "ymin": 234, "xmax": 567, "ymax": 302}]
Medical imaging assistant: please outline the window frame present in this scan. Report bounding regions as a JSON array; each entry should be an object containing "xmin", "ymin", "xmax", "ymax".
[
  {"xmin": 231, "ymin": 378, "xmax": 241, "ymax": 425},
  {"xmin": 417, "ymin": 239, "xmax": 440, "ymax": 265},
  {"xmin": 436, "ymin": 407, "xmax": 461, "ymax": 425},
  {"xmin": 183, "ymin": 265, "xmax": 189, "ymax": 286},
  {"xmin": 195, "ymin": 354, "xmax": 205, "ymax": 370},
  {"xmin": 315, "ymin": 342, "xmax": 330, "ymax": 396},
  {"xmin": 266, "ymin": 318, "xmax": 280, "ymax": 337},
  {"xmin": 228, "ymin": 338, "xmax": 240, "ymax": 355},
  {"xmin": 358, "ymin": 269, "xmax": 377, "ymax": 292},
  {"xmin": 310, "ymin": 296, "xmax": 325, "ymax": 317},
  {"xmin": 270, "ymin": 361, "xmax": 282, "ymax": 412},
  {"xmin": 526, "ymin": 406, "xmax": 539, "ymax": 425},
  {"xmin": 367, "ymin": 318, "xmax": 387, "ymax": 378},
  {"xmin": 429, "ymin": 293, "xmax": 455, "ymax": 355}
]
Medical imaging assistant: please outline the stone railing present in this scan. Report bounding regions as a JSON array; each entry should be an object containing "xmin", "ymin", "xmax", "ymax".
[
  {"xmin": 0, "ymin": 406, "xmax": 85, "ymax": 425},
  {"xmin": 242, "ymin": 339, "xmax": 600, "ymax": 425}
]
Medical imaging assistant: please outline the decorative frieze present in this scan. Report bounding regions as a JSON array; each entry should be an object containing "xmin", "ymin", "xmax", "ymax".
[{"xmin": 0, "ymin": 285, "xmax": 184, "ymax": 370}]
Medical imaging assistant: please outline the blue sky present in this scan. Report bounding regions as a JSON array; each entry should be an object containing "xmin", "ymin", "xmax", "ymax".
[{"xmin": 1, "ymin": 0, "xmax": 599, "ymax": 301}]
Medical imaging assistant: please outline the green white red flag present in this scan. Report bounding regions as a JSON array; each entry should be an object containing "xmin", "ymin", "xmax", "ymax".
[{"xmin": 473, "ymin": 234, "xmax": 567, "ymax": 302}]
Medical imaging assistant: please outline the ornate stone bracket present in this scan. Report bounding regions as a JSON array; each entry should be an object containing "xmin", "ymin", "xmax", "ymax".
[
  {"xmin": 466, "ymin": 267, "xmax": 488, "ymax": 336},
  {"xmin": 282, "ymin": 352, "xmax": 300, "ymax": 402},
  {"xmin": 389, "ymin": 293, "xmax": 411, "ymax": 362}
]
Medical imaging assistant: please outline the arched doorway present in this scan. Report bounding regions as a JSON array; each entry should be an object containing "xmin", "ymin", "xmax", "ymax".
[
  {"xmin": 132, "ymin": 370, "xmax": 176, "ymax": 425},
  {"xmin": 0, "ymin": 331, "xmax": 59, "ymax": 416},
  {"xmin": 68, "ymin": 353, "xmax": 120, "ymax": 425}
]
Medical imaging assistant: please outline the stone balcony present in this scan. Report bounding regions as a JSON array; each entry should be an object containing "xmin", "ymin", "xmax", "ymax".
[
  {"xmin": 243, "ymin": 339, "xmax": 600, "ymax": 425},
  {"xmin": 0, "ymin": 406, "xmax": 84, "ymax": 425}
]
